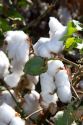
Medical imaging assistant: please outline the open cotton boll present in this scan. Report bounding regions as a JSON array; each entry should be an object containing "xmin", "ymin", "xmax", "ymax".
[
  {"xmin": 0, "ymin": 103, "xmax": 16, "ymax": 124},
  {"xmin": 23, "ymin": 90, "xmax": 41, "ymax": 118},
  {"xmin": 4, "ymin": 72, "xmax": 21, "ymax": 88},
  {"xmin": 41, "ymin": 92, "xmax": 58, "ymax": 108},
  {"xmin": 71, "ymin": 121, "xmax": 77, "ymax": 125},
  {"xmin": 49, "ymin": 17, "xmax": 64, "ymax": 33},
  {"xmin": 47, "ymin": 60, "xmax": 64, "ymax": 77},
  {"xmin": 4, "ymin": 30, "xmax": 30, "ymax": 67},
  {"xmin": 55, "ymin": 70, "xmax": 70, "ymax": 88},
  {"xmin": 10, "ymin": 117, "xmax": 25, "ymax": 125},
  {"xmin": 57, "ymin": 86, "xmax": 72, "ymax": 103},
  {"xmin": 79, "ymin": 80, "xmax": 83, "ymax": 89},
  {"xmin": 33, "ymin": 37, "xmax": 50, "ymax": 55},
  {"xmin": 0, "ymin": 90, "xmax": 16, "ymax": 108},
  {"xmin": 40, "ymin": 72, "xmax": 56, "ymax": 93},
  {"xmin": 0, "ymin": 50, "xmax": 10, "ymax": 78},
  {"xmin": 37, "ymin": 44, "xmax": 51, "ymax": 58},
  {"xmin": 46, "ymin": 38, "xmax": 64, "ymax": 53},
  {"xmin": 49, "ymin": 17, "xmax": 67, "ymax": 39}
]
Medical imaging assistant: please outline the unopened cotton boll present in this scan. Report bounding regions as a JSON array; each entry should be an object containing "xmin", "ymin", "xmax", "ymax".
[
  {"xmin": 79, "ymin": 80, "xmax": 83, "ymax": 89},
  {"xmin": 47, "ymin": 60, "xmax": 64, "ymax": 77},
  {"xmin": 40, "ymin": 72, "xmax": 56, "ymax": 93},
  {"xmin": 0, "ymin": 103, "xmax": 16, "ymax": 124},
  {"xmin": 55, "ymin": 70, "xmax": 70, "ymax": 88},
  {"xmin": 0, "ymin": 90, "xmax": 16, "ymax": 108},
  {"xmin": 57, "ymin": 86, "xmax": 72, "ymax": 103},
  {"xmin": 10, "ymin": 117, "xmax": 25, "ymax": 125},
  {"xmin": 0, "ymin": 50, "xmax": 10, "ymax": 78},
  {"xmin": 23, "ymin": 90, "xmax": 41, "ymax": 118},
  {"xmin": 41, "ymin": 92, "xmax": 58, "ymax": 108},
  {"xmin": 4, "ymin": 72, "xmax": 21, "ymax": 88}
]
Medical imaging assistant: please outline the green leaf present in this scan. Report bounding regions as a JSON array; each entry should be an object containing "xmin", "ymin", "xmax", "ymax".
[
  {"xmin": 65, "ymin": 37, "xmax": 75, "ymax": 49},
  {"xmin": 67, "ymin": 21, "xmax": 77, "ymax": 36},
  {"xmin": 55, "ymin": 105, "xmax": 75, "ymax": 125},
  {"xmin": 24, "ymin": 56, "xmax": 47, "ymax": 75},
  {"xmin": 0, "ymin": 18, "xmax": 11, "ymax": 32}
]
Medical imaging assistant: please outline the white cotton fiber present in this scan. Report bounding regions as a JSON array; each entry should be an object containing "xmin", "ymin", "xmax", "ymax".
[
  {"xmin": 34, "ymin": 37, "xmax": 50, "ymax": 55},
  {"xmin": 0, "ymin": 90, "xmax": 16, "ymax": 108},
  {"xmin": 47, "ymin": 60, "xmax": 64, "ymax": 77},
  {"xmin": 0, "ymin": 103, "xmax": 16, "ymax": 124},
  {"xmin": 23, "ymin": 90, "xmax": 41, "ymax": 118},
  {"xmin": 40, "ymin": 72, "xmax": 56, "ymax": 93},
  {"xmin": 41, "ymin": 92, "xmax": 58, "ymax": 108},
  {"xmin": 0, "ymin": 50, "xmax": 10, "ymax": 78},
  {"xmin": 37, "ymin": 44, "xmax": 51, "ymax": 58},
  {"xmin": 4, "ymin": 72, "xmax": 21, "ymax": 88},
  {"xmin": 55, "ymin": 70, "xmax": 70, "ymax": 88},
  {"xmin": 57, "ymin": 86, "xmax": 72, "ymax": 103},
  {"xmin": 10, "ymin": 117, "xmax": 25, "ymax": 125}
]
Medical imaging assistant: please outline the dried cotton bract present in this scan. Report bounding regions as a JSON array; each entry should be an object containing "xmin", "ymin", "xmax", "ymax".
[
  {"xmin": 4, "ymin": 31, "xmax": 30, "ymax": 87},
  {"xmin": 0, "ymin": 50, "xmax": 10, "ymax": 78}
]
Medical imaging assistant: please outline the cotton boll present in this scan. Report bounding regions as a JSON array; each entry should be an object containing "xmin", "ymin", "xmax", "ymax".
[
  {"xmin": 79, "ymin": 80, "xmax": 83, "ymax": 89},
  {"xmin": 41, "ymin": 92, "xmax": 58, "ymax": 108},
  {"xmin": 0, "ymin": 50, "xmax": 10, "ymax": 78},
  {"xmin": 40, "ymin": 72, "xmax": 56, "ymax": 93},
  {"xmin": 33, "ymin": 37, "xmax": 50, "ymax": 55},
  {"xmin": 57, "ymin": 86, "xmax": 72, "ymax": 103},
  {"xmin": 55, "ymin": 70, "xmax": 70, "ymax": 88},
  {"xmin": 37, "ymin": 44, "xmax": 51, "ymax": 58},
  {"xmin": 10, "ymin": 117, "xmax": 25, "ymax": 125},
  {"xmin": 46, "ymin": 38, "xmax": 64, "ymax": 53},
  {"xmin": 0, "ymin": 90, "xmax": 16, "ymax": 108},
  {"xmin": 4, "ymin": 72, "xmax": 21, "ymax": 88},
  {"xmin": 0, "ymin": 103, "xmax": 16, "ymax": 124},
  {"xmin": 47, "ymin": 60, "xmax": 64, "ymax": 77},
  {"xmin": 23, "ymin": 90, "xmax": 41, "ymax": 118},
  {"xmin": 49, "ymin": 17, "xmax": 64, "ymax": 33}
]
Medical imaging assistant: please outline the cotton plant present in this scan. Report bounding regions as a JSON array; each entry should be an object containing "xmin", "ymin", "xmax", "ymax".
[
  {"xmin": 4, "ymin": 31, "xmax": 30, "ymax": 88},
  {"xmin": 0, "ymin": 50, "xmax": 10, "ymax": 79}
]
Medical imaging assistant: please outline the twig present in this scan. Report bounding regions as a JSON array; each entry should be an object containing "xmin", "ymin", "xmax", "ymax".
[
  {"xmin": 45, "ymin": 119, "xmax": 54, "ymax": 125},
  {"xmin": 25, "ymin": 108, "xmax": 43, "ymax": 120},
  {"xmin": 71, "ymin": 85, "xmax": 80, "ymax": 100}
]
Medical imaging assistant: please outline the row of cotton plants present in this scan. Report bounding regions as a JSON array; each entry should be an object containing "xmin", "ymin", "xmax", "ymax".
[{"xmin": 0, "ymin": 17, "xmax": 83, "ymax": 125}]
